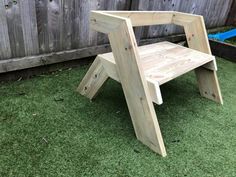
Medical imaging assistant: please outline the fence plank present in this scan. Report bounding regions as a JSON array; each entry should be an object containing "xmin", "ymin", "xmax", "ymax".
[
  {"xmin": 47, "ymin": 0, "xmax": 61, "ymax": 52},
  {"xmin": 4, "ymin": 0, "xmax": 25, "ymax": 58},
  {"xmin": 0, "ymin": 1, "xmax": 11, "ymax": 60},
  {"xmin": 35, "ymin": 0, "xmax": 50, "ymax": 53},
  {"xmin": 20, "ymin": 0, "xmax": 39, "ymax": 56},
  {"xmin": 60, "ymin": 0, "xmax": 74, "ymax": 50},
  {"xmin": 73, "ymin": 0, "xmax": 98, "ymax": 49}
]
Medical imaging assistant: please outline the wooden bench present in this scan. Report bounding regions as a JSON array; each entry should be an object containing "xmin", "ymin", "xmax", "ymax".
[{"xmin": 78, "ymin": 11, "xmax": 223, "ymax": 157}]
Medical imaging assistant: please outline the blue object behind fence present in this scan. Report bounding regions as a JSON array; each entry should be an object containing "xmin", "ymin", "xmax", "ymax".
[{"xmin": 208, "ymin": 28, "xmax": 236, "ymax": 42}]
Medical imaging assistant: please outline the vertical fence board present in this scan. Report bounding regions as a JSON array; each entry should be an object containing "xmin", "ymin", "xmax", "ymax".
[
  {"xmin": 60, "ymin": 0, "xmax": 74, "ymax": 50},
  {"xmin": 35, "ymin": 0, "xmax": 50, "ymax": 53},
  {"xmin": 20, "ymin": 0, "xmax": 39, "ymax": 56},
  {"xmin": 47, "ymin": 0, "xmax": 61, "ymax": 52},
  {"xmin": 0, "ymin": 1, "xmax": 11, "ymax": 60},
  {"xmin": 4, "ymin": 0, "xmax": 25, "ymax": 58},
  {"xmin": 73, "ymin": 0, "xmax": 98, "ymax": 49}
]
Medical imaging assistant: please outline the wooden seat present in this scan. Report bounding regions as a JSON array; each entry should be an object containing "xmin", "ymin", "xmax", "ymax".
[
  {"xmin": 101, "ymin": 41, "xmax": 215, "ymax": 85},
  {"xmin": 77, "ymin": 11, "xmax": 223, "ymax": 157}
]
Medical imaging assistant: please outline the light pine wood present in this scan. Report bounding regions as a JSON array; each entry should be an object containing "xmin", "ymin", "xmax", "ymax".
[
  {"xmin": 77, "ymin": 56, "xmax": 109, "ymax": 100},
  {"xmin": 100, "ymin": 42, "xmax": 215, "ymax": 85},
  {"xmin": 78, "ymin": 11, "xmax": 223, "ymax": 156},
  {"xmin": 108, "ymin": 17, "xmax": 166, "ymax": 156},
  {"xmin": 105, "ymin": 11, "xmax": 173, "ymax": 26},
  {"xmin": 182, "ymin": 16, "xmax": 223, "ymax": 104}
]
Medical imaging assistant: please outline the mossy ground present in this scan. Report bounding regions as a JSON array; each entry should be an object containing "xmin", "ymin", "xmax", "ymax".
[{"xmin": 0, "ymin": 58, "xmax": 235, "ymax": 177}]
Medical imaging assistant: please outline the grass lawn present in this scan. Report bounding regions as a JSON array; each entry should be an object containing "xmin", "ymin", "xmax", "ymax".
[{"xmin": 0, "ymin": 58, "xmax": 236, "ymax": 177}]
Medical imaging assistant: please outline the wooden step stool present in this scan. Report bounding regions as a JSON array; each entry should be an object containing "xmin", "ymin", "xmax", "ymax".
[{"xmin": 77, "ymin": 11, "xmax": 223, "ymax": 157}]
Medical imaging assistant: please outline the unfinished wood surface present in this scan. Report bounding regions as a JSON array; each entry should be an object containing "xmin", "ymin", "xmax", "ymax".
[
  {"xmin": 108, "ymin": 18, "xmax": 166, "ymax": 156},
  {"xmin": 182, "ymin": 16, "xmax": 223, "ymax": 104},
  {"xmin": 78, "ymin": 10, "xmax": 223, "ymax": 156},
  {"xmin": 78, "ymin": 56, "xmax": 109, "ymax": 99},
  {"xmin": 133, "ymin": 0, "xmax": 233, "ymax": 39},
  {"xmin": 88, "ymin": 11, "xmax": 168, "ymax": 156},
  {"xmin": 101, "ymin": 42, "xmax": 215, "ymax": 85},
  {"xmin": 106, "ymin": 11, "xmax": 173, "ymax": 26},
  {"xmin": 100, "ymin": 54, "xmax": 163, "ymax": 105}
]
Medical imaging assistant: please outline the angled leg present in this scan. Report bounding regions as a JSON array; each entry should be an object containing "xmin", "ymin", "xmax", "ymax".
[
  {"xmin": 182, "ymin": 16, "xmax": 223, "ymax": 104},
  {"xmin": 107, "ymin": 19, "xmax": 166, "ymax": 156},
  {"xmin": 195, "ymin": 67, "xmax": 223, "ymax": 104},
  {"xmin": 77, "ymin": 56, "xmax": 109, "ymax": 100}
]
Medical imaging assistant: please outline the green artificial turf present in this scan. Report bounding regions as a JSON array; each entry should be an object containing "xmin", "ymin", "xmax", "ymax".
[{"xmin": 0, "ymin": 58, "xmax": 236, "ymax": 177}]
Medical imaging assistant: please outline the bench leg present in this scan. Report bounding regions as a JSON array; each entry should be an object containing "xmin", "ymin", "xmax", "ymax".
[
  {"xmin": 77, "ymin": 56, "xmax": 109, "ymax": 100},
  {"xmin": 195, "ymin": 67, "xmax": 223, "ymax": 104}
]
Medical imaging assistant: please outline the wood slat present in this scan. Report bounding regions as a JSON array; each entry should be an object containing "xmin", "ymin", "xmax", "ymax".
[
  {"xmin": 100, "ymin": 42, "xmax": 215, "ymax": 85},
  {"xmin": 35, "ymin": 0, "xmax": 50, "ymax": 53},
  {"xmin": 4, "ymin": 0, "xmax": 25, "ymax": 58},
  {"xmin": 60, "ymin": 0, "xmax": 74, "ymax": 50},
  {"xmin": 0, "ymin": 1, "xmax": 11, "ymax": 60},
  {"xmin": 20, "ymin": 0, "xmax": 39, "ymax": 56},
  {"xmin": 47, "ymin": 0, "xmax": 61, "ymax": 52}
]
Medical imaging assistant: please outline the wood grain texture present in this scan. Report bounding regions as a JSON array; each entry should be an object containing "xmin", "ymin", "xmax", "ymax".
[
  {"xmin": 20, "ymin": 0, "xmax": 39, "ymax": 56},
  {"xmin": 0, "ymin": 0, "xmax": 11, "ymax": 60},
  {"xmin": 88, "ymin": 11, "xmax": 167, "ymax": 156},
  {"xmin": 0, "ymin": 0, "xmax": 233, "ymax": 72},
  {"xmin": 73, "ymin": 0, "xmax": 97, "ymax": 48},
  {"xmin": 35, "ymin": 0, "xmax": 50, "ymax": 53},
  {"xmin": 108, "ymin": 20, "xmax": 167, "ymax": 156},
  {"xmin": 100, "ymin": 42, "xmax": 215, "ymax": 85},
  {"xmin": 0, "ymin": 44, "xmax": 110, "ymax": 73},
  {"xmin": 4, "ymin": 0, "xmax": 25, "ymax": 58},
  {"xmin": 77, "ymin": 56, "xmax": 109, "ymax": 99},
  {"xmin": 47, "ymin": 0, "xmax": 61, "ymax": 52},
  {"xmin": 132, "ymin": 0, "xmax": 233, "ymax": 39},
  {"xmin": 60, "ymin": 0, "xmax": 74, "ymax": 50}
]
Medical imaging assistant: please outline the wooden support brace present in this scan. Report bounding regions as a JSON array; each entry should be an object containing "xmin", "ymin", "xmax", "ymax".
[
  {"xmin": 195, "ymin": 68, "xmax": 223, "ymax": 104},
  {"xmin": 77, "ymin": 56, "xmax": 109, "ymax": 100}
]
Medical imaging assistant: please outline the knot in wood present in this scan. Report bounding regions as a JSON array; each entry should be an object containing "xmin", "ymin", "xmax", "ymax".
[{"xmin": 125, "ymin": 45, "xmax": 132, "ymax": 51}]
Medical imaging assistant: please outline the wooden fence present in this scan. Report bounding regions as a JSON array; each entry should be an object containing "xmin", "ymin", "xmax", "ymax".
[{"xmin": 0, "ymin": 0, "xmax": 234, "ymax": 73}]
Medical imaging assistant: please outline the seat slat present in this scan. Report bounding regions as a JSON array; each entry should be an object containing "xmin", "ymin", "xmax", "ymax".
[{"xmin": 101, "ymin": 41, "xmax": 215, "ymax": 85}]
